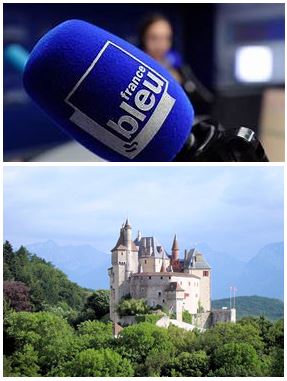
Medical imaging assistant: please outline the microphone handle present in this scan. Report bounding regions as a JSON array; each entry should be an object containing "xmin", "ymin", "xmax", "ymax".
[{"xmin": 173, "ymin": 118, "xmax": 269, "ymax": 162}]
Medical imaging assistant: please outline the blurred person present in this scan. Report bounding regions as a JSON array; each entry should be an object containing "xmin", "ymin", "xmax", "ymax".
[
  {"xmin": 139, "ymin": 13, "xmax": 182, "ymax": 82},
  {"xmin": 139, "ymin": 13, "xmax": 214, "ymax": 114}
]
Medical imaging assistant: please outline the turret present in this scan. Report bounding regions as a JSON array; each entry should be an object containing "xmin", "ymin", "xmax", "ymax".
[
  {"xmin": 171, "ymin": 234, "xmax": 182, "ymax": 272},
  {"xmin": 123, "ymin": 218, "xmax": 132, "ymax": 250},
  {"xmin": 172, "ymin": 234, "xmax": 179, "ymax": 261},
  {"xmin": 109, "ymin": 219, "xmax": 139, "ymax": 322}
]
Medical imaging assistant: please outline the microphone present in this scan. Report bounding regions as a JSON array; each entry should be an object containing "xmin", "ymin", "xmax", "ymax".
[
  {"xmin": 23, "ymin": 19, "xmax": 194, "ymax": 162},
  {"xmin": 23, "ymin": 19, "xmax": 268, "ymax": 162}
]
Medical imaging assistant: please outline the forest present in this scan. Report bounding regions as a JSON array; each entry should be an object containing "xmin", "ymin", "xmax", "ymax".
[{"xmin": 3, "ymin": 241, "xmax": 284, "ymax": 377}]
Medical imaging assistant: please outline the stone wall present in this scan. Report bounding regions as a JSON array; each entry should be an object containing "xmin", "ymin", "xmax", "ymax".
[
  {"xmin": 193, "ymin": 311, "xmax": 213, "ymax": 329},
  {"xmin": 192, "ymin": 308, "xmax": 236, "ymax": 329},
  {"xmin": 211, "ymin": 308, "xmax": 236, "ymax": 325},
  {"xmin": 117, "ymin": 308, "xmax": 236, "ymax": 331},
  {"xmin": 118, "ymin": 315, "xmax": 137, "ymax": 326},
  {"xmin": 129, "ymin": 273, "xmax": 200, "ymax": 314}
]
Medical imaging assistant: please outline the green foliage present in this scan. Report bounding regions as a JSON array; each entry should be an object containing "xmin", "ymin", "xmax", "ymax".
[
  {"xmin": 266, "ymin": 318, "xmax": 284, "ymax": 349},
  {"xmin": 41, "ymin": 301, "xmax": 78, "ymax": 323},
  {"xmin": 161, "ymin": 350, "xmax": 209, "ymax": 376},
  {"xmin": 76, "ymin": 320, "xmax": 113, "ymax": 350},
  {"xmin": 4, "ymin": 311, "xmax": 78, "ymax": 375},
  {"xmin": 193, "ymin": 321, "xmax": 264, "ymax": 355},
  {"xmin": 74, "ymin": 290, "xmax": 110, "ymax": 324},
  {"xmin": 7, "ymin": 344, "xmax": 40, "ymax": 377},
  {"xmin": 212, "ymin": 295, "xmax": 284, "ymax": 321},
  {"xmin": 3, "ymin": 242, "xmax": 284, "ymax": 377},
  {"xmin": 117, "ymin": 298, "xmax": 150, "ymax": 316},
  {"xmin": 116, "ymin": 322, "xmax": 175, "ymax": 375},
  {"xmin": 269, "ymin": 347, "xmax": 284, "ymax": 376},
  {"xmin": 3, "ymin": 241, "xmax": 14, "ymax": 280},
  {"xmin": 197, "ymin": 300, "xmax": 204, "ymax": 313},
  {"xmin": 211, "ymin": 342, "xmax": 264, "ymax": 376},
  {"xmin": 3, "ymin": 242, "xmax": 87, "ymax": 312},
  {"xmin": 135, "ymin": 314, "xmax": 162, "ymax": 324},
  {"xmin": 3, "ymin": 356, "xmax": 14, "ymax": 377},
  {"xmin": 167, "ymin": 324, "xmax": 198, "ymax": 352},
  {"xmin": 63, "ymin": 348, "xmax": 134, "ymax": 376},
  {"xmin": 182, "ymin": 309, "xmax": 193, "ymax": 324},
  {"xmin": 85, "ymin": 289, "xmax": 110, "ymax": 318}
]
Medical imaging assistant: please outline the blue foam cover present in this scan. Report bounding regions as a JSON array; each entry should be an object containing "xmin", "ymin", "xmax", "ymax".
[{"xmin": 23, "ymin": 19, "xmax": 194, "ymax": 161}]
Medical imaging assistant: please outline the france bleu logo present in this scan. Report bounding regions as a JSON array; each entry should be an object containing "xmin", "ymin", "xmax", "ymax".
[{"xmin": 65, "ymin": 41, "xmax": 176, "ymax": 159}]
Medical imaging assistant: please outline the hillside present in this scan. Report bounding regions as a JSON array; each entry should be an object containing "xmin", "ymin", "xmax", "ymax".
[
  {"xmin": 27, "ymin": 240, "xmax": 109, "ymax": 290},
  {"xmin": 3, "ymin": 241, "xmax": 89, "ymax": 311},
  {"xmin": 235, "ymin": 242, "xmax": 284, "ymax": 300},
  {"xmin": 24, "ymin": 240, "xmax": 284, "ymax": 300},
  {"xmin": 212, "ymin": 295, "xmax": 284, "ymax": 321}
]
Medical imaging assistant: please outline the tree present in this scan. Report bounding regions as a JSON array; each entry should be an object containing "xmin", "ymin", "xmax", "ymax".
[
  {"xmin": 211, "ymin": 342, "xmax": 265, "ymax": 376},
  {"xmin": 238, "ymin": 315, "xmax": 273, "ymax": 352},
  {"xmin": 2, "ymin": 243, "xmax": 86, "ymax": 312},
  {"xmin": 266, "ymin": 318, "xmax": 284, "ymax": 349},
  {"xmin": 161, "ymin": 350, "xmax": 209, "ymax": 376},
  {"xmin": 7, "ymin": 344, "xmax": 40, "ymax": 376},
  {"xmin": 84, "ymin": 290, "xmax": 110, "ymax": 319},
  {"xmin": 13, "ymin": 246, "xmax": 32, "ymax": 284},
  {"xmin": 265, "ymin": 319, "xmax": 284, "ymax": 377},
  {"xmin": 63, "ymin": 348, "xmax": 134, "ymax": 376},
  {"xmin": 116, "ymin": 322, "xmax": 175, "ymax": 375},
  {"xmin": 193, "ymin": 321, "xmax": 264, "ymax": 355},
  {"xmin": 269, "ymin": 347, "xmax": 284, "ymax": 377},
  {"xmin": 3, "ymin": 241, "xmax": 14, "ymax": 265},
  {"xmin": 182, "ymin": 309, "xmax": 193, "ymax": 324},
  {"xmin": 75, "ymin": 290, "xmax": 110, "ymax": 324},
  {"xmin": 3, "ymin": 241, "xmax": 14, "ymax": 280},
  {"xmin": 77, "ymin": 320, "xmax": 113, "ymax": 350},
  {"xmin": 4, "ymin": 281, "xmax": 31, "ymax": 312},
  {"xmin": 117, "ymin": 298, "xmax": 150, "ymax": 316},
  {"xmin": 167, "ymin": 324, "xmax": 198, "ymax": 353},
  {"xmin": 4, "ymin": 311, "xmax": 78, "ymax": 375}
]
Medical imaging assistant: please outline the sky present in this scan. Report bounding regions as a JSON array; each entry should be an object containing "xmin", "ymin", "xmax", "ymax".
[{"xmin": 3, "ymin": 165, "xmax": 284, "ymax": 261}]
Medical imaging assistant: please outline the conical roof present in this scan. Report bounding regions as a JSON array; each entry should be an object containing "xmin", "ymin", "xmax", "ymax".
[
  {"xmin": 172, "ymin": 234, "xmax": 179, "ymax": 251},
  {"xmin": 125, "ymin": 218, "xmax": 131, "ymax": 229}
]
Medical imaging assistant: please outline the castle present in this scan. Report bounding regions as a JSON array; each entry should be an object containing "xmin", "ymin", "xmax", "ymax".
[{"xmin": 108, "ymin": 219, "xmax": 214, "ymax": 324}]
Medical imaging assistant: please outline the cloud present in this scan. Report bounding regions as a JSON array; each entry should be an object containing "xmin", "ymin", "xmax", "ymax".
[{"xmin": 3, "ymin": 166, "xmax": 284, "ymax": 260}]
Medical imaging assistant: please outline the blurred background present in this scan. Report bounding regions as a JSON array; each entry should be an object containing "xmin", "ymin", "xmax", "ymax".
[{"xmin": 3, "ymin": 3, "xmax": 285, "ymax": 162}]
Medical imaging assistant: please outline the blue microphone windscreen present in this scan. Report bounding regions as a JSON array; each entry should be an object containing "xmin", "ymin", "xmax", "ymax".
[{"xmin": 23, "ymin": 19, "xmax": 194, "ymax": 161}]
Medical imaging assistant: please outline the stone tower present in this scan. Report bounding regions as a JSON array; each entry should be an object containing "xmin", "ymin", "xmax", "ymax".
[
  {"xmin": 171, "ymin": 234, "xmax": 181, "ymax": 272},
  {"xmin": 108, "ymin": 219, "xmax": 139, "ymax": 322}
]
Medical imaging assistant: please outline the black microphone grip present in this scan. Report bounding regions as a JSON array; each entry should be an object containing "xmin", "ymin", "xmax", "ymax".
[{"xmin": 173, "ymin": 118, "xmax": 269, "ymax": 162}]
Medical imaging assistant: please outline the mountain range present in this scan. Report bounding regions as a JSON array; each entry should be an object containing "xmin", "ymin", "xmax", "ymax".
[{"xmin": 26, "ymin": 240, "xmax": 284, "ymax": 300}]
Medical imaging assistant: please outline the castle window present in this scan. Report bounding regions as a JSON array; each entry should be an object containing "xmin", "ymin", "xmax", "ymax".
[
  {"xmin": 158, "ymin": 292, "xmax": 161, "ymax": 296},
  {"xmin": 145, "ymin": 260, "xmax": 147, "ymax": 264},
  {"xmin": 169, "ymin": 276, "xmax": 171, "ymax": 279},
  {"xmin": 162, "ymin": 299, "xmax": 165, "ymax": 303},
  {"xmin": 121, "ymin": 253, "xmax": 123, "ymax": 255},
  {"xmin": 149, "ymin": 276, "xmax": 151, "ymax": 280},
  {"xmin": 160, "ymin": 276, "xmax": 163, "ymax": 279},
  {"xmin": 203, "ymin": 271, "xmax": 209, "ymax": 277}
]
